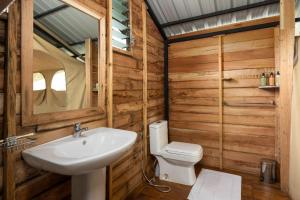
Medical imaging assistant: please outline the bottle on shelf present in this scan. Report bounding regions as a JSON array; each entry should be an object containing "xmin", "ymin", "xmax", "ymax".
[
  {"xmin": 266, "ymin": 73, "xmax": 270, "ymax": 86},
  {"xmin": 276, "ymin": 71, "xmax": 280, "ymax": 86},
  {"xmin": 269, "ymin": 72, "xmax": 275, "ymax": 86},
  {"xmin": 260, "ymin": 73, "xmax": 267, "ymax": 86}
]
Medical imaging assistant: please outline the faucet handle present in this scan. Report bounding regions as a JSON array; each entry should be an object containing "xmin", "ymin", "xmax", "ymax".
[{"xmin": 74, "ymin": 123, "xmax": 81, "ymax": 131}]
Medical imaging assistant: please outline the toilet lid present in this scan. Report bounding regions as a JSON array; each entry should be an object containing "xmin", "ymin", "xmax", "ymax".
[{"xmin": 165, "ymin": 142, "xmax": 202, "ymax": 157}]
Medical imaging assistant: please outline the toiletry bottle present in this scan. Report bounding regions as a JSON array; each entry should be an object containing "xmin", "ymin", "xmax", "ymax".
[
  {"xmin": 276, "ymin": 71, "xmax": 280, "ymax": 86},
  {"xmin": 269, "ymin": 72, "xmax": 275, "ymax": 86},
  {"xmin": 266, "ymin": 73, "xmax": 270, "ymax": 86},
  {"xmin": 260, "ymin": 73, "xmax": 267, "ymax": 86}
]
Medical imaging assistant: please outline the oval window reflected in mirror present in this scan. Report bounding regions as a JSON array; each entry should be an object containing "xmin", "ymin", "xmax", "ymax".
[
  {"xmin": 33, "ymin": 72, "xmax": 46, "ymax": 91},
  {"xmin": 51, "ymin": 70, "xmax": 66, "ymax": 91}
]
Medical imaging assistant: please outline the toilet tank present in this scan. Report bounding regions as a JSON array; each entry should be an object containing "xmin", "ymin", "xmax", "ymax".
[{"xmin": 149, "ymin": 120, "xmax": 168, "ymax": 155}]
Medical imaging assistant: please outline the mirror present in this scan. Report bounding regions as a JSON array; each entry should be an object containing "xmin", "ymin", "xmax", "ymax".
[
  {"xmin": 21, "ymin": 0, "xmax": 106, "ymax": 125},
  {"xmin": 33, "ymin": 0, "xmax": 99, "ymax": 114}
]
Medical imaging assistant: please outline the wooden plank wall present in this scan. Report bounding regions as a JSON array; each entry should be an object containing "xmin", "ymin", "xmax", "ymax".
[
  {"xmin": 0, "ymin": 15, "xmax": 6, "ymax": 198},
  {"xmin": 169, "ymin": 35, "xmax": 220, "ymax": 168},
  {"xmin": 279, "ymin": 0, "xmax": 295, "ymax": 191},
  {"xmin": 0, "ymin": 0, "xmax": 163, "ymax": 200},
  {"xmin": 11, "ymin": 0, "xmax": 107, "ymax": 198},
  {"xmin": 110, "ymin": 0, "xmax": 144, "ymax": 197},
  {"xmin": 146, "ymin": 14, "xmax": 164, "ymax": 126},
  {"xmin": 169, "ymin": 28, "xmax": 278, "ymax": 176},
  {"xmin": 110, "ymin": 2, "xmax": 164, "ymax": 199},
  {"xmin": 146, "ymin": 13, "xmax": 164, "ymax": 175},
  {"xmin": 0, "ymin": 17, "xmax": 6, "ymax": 139}
]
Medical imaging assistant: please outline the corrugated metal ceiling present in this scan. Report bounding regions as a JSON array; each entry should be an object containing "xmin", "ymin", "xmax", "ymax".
[
  {"xmin": 147, "ymin": 0, "xmax": 281, "ymax": 37},
  {"xmin": 33, "ymin": 0, "xmax": 300, "ymax": 45},
  {"xmin": 34, "ymin": 0, "xmax": 63, "ymax": 15},
  {"xmin": 34, "ymin": 0, "xmax": 98, "ymax": 55}
]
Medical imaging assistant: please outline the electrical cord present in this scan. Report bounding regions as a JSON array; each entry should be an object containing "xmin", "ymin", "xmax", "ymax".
[{"xmin": 140, "ymin": 133, "xmax": 171, "ymax": 193}]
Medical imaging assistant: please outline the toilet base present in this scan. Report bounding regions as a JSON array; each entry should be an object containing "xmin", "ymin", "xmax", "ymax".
[{"xmin": 156, "ymin": 156, "xmax": 196, "ymax": 186}]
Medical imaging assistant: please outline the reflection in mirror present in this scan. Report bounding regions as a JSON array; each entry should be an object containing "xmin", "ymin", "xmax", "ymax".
[{"xmin": 33, "ymin": 0, "xmax": 99, "ymax": 114}]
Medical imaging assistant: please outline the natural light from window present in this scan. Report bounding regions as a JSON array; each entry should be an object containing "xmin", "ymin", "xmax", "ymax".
[
  {"xmin": 33, "ymin": 72, "xmax": 46, "ymax": 91},
  {"xmin": 112, "ymin": 0, "xmax": 130, "ymax": 50},
  {"xmin": 51, "ymin": 70, "xmax": 67, "ymax": 91}
]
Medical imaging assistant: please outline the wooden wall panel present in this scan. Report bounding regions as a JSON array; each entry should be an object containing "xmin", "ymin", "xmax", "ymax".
[
  {"xmin": 0, "ymin": 0, "xmax": 163, "ymax": 199},
  {"xmin": 0, "ymin": 17, "xmax": 6, "ymax": 140},
  {"xmin": 146, "ymin": 13, "xmax": 164, "ymax": 125},
  {"xmin": 0, "ymin": 0, "xmax": 162, "ymax": 200},
  {"xmin": 0, "ymin": 15, "xmax": 6, "ymax": 199},
  {"xmin": 111, "ymin": 49, "xmax": 144, "ymax": 198},
  {"xmin": 168, "ymin": 28, "xmax": 278, "ymax": 175},
  {"xmin": 110, "ymin": 1, "xmax": 145, "ymax": 194},
  {"xmin": 279, "ymin": 0, "xmax": 295, "ymax": 191},
  {"xmin": 222, "ymin": 29, "xmax": 276, "ymax": 175},
  {"xmin": 169, "ymin": 36, "xmax": 220, "ymax": 169},
  {"xmin": 110, "ymin": 1, "xmax": 164, "ymax": 200},
  {"xmin": 111, "ymin": 2, "xmax": 164, "ymax": 199},
  {"xmin": 144, "ymin": 12, "xmax": 164, "ymax": 177},
  {"xmin": 3, "ymin": 0, "xmax": 109, "ymax": 198}
]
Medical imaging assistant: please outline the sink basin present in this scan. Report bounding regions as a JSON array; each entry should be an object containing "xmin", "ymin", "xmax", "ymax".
[
  {"xmin": 22, "ymin": 127, "xmax": 137, "ymax": 200},
  {"xmin": 23, "ymin": 127, "xmax": 137, "ymax": 175}
]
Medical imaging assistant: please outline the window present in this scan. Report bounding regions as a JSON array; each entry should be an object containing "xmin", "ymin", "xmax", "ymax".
[
  {"xmin": 33, "ymin": 72, "xmax": 46, "ymax": 91},
  {"xmin": 51, "ymin": 70, "xmax": 67, "ymax": 91},
  {"xmin": 112, "ymin": 0, "xmax": 131, "ymax": 51}
]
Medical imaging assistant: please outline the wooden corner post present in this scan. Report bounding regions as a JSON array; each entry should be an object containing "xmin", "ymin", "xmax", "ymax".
[
  {"xmin": 218, "ymin": 35, "xmax": 224, "ymax": 170},
  {"xmin": 106, "ymin": 0, "xmax": 113, "ymax": 199},
  {"xmin": 85, "ymin": 38, "xmax": 92, "ymax": 107},
  {"xmin": 107, "ymin": 0, "xmax": 113, "ymax": 128},
  {"xmin": 279, "ymin": 0, "xmax": 295, "ymax": 192},
  {"xmin": 3, "ymin": 1, "xmax": 19, "ymax": 200},
  {"xmin": 142, "ymin": 1, "xmax": 148, "ymax": 168}
]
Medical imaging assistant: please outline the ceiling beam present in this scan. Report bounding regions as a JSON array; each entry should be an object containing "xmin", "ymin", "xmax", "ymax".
[
  {"xmin": 168, "ymin": 21, "xmax": 279, "ymax": 44},
  {"xmin": 34, "ymin": 19, "xmax": 83, "ymax": 59},
  {"xmin": 34, "ymin": 4, "xmax": 69, "ymax": 19},
  {"xmin": 168, "ymin": 16, "xmax": 279, "ymax": 41},
  {"xmin": 161, "ymin": 0, "xmax": 279, "ymax": 28},
  {"xmin": 144, "ymin": 0, "xmax": 167, "ymax": 40},
  {"xmin": 56, "ymin": 38, "xmax": 98, "ymax": 49},
  {"xmin": 69, "ymin": 38, "xmax": 98, "ymax": 46},
  {"xmin": 0, "ymin": 0, "xmax": 15, "ymax": 15}
]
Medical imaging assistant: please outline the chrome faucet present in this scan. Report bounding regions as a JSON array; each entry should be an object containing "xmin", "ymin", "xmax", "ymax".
[{"xmin": 73, "ymin": 123, "xmax": 88, "ymax": 138}]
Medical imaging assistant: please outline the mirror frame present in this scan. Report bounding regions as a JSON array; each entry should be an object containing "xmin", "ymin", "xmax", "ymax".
[{"xmin": 21, "ymin": 0, "xmax": 107, "ymax": 126}]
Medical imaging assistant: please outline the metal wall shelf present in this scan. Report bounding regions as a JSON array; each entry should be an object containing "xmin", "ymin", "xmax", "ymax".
[{"xmin": 258, "ymin": 85, "xmax": 280, "ymax": 89}]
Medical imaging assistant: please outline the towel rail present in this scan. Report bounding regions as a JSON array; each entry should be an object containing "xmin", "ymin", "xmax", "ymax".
[
  {"xmin": 0, "ymin": 133, "xmax": 36, "ymax": 152},
  {"xmin": 223, "ymin": 100, "xmax": 276, "ymax": 107}
]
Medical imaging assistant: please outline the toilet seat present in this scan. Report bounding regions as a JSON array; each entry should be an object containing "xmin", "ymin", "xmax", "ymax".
[{"xmin": 160, "ymin": 142, "xmax": 203, "ymax": 163}]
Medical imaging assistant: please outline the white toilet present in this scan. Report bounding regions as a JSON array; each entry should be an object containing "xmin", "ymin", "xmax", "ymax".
[{"xmin": 149, "ymin": 120, "xmax": 203, "ymax": 186}]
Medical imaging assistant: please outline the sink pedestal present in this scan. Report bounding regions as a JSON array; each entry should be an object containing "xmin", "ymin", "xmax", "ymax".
[
  {"xmin": 22, "ymin": 128, "xmax": 137, "ymax": 200},
  {"xmin": 72, "ymin": 168, "xmax": 106, "ymax": 200}
]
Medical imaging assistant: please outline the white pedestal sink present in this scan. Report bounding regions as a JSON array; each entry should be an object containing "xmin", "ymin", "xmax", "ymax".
[{"xmin": 22, "ymin": 127, "xmax": 137, "ymax": 200}]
